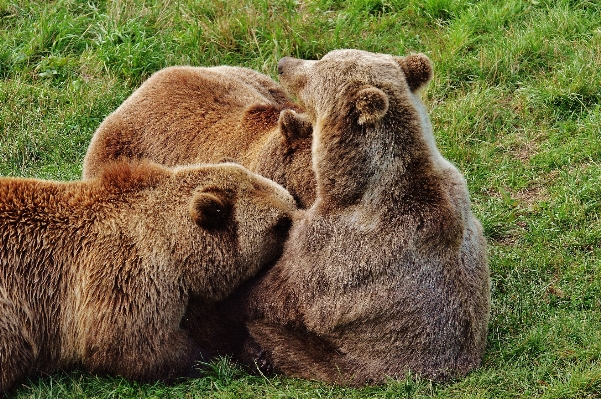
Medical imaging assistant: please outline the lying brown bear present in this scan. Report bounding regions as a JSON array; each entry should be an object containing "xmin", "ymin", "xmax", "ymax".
[
  {"xmin": 82, "ymin": 66, "xmax": 315, "ymax": 208},
  {"xmin": 241, "ymin": 50, "xmax": 491, "ymax": 385},
  {"xmin": 0, "ymin": 160, "xmax": 296, "ymax": 394}
]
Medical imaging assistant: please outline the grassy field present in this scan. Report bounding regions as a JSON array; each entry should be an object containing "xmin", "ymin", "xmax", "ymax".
[{"xmin": 1, "ymin": 0, "xmax": 600, "ymax": 397}]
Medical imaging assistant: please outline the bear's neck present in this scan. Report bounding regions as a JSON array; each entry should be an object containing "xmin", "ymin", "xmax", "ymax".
[{"xmin": 312, "ymin": 107, "xmax": 446, "ymax": 212}]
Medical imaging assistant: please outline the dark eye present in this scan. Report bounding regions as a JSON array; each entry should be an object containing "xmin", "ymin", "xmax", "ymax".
[{"xmin": 272, "ymin": 215, "xmax": 292, "ymax": 238}]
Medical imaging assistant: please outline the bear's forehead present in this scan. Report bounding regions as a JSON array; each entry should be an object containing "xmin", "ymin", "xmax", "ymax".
[
  {"xmin": 314, "ymin": 50, "xmax": 400, "ymax": 79},
  {"xmin": 308, "ymin": 51, "xmax": 403, "ymax": 89},
  {"xmin": 173, "ymin": 164, "xmax": 250, "ymax": 188},
  {"xmin": 321, "ymin": 49, "xmax": 394, "ymax": 64}
]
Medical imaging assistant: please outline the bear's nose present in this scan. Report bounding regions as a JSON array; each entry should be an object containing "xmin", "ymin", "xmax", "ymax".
[
  {"xmin": 277, "ymin": 58, "xmax": 288, "ymax": 75},
  {"xmin": 277, "ymin": 57, "xmax": 296, "ymax": 75}
]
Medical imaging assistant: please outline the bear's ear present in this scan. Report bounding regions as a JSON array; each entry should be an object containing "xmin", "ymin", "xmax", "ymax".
[
  {"xmin": 278, "ymin": 109, "xmax": 312, "ymax": 141},
  {"xmin": 395, "ymin": 53, "xmax": 433, "ymax": 92},
  {"xmin": 189, "ymin": 189, "xmax": 232, "ymax": 229},
  {"xmin": 355, "ymin": 87, "xmax": 389, "ymax": 125}
]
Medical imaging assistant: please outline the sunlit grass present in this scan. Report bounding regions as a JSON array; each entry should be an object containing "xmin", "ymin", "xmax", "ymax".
[{"xmin": 1, "ymin": 0, "xmax": 600, "ymax": 397}]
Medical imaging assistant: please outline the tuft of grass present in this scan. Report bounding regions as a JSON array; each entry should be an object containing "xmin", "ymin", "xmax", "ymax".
[{"xmin": 1, "ymin": 0, "xmax": 601, "ymax": 398}]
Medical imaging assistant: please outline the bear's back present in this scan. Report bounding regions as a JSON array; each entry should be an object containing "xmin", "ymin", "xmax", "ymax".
[{"xmin": 82, "ymin": 66, "xmax": 291, "ymax": 178}]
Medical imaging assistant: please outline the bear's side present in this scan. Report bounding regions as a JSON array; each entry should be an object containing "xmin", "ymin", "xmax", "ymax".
[{"xmin": 0, "ymin": 170, "xmax": 193, "ymax": 391}]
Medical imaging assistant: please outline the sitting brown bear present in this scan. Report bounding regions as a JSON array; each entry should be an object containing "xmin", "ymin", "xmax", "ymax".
[
  {"xmin": 242, "ymin": 50, "xmax": 491, "ymax": 385},
  {"xmin": 0, "ymin": 160, "xmax": 296, "ymax": 394},
  {"xmin": 82, "ymin": 66, "xmax": 315, "ymax": 207}
]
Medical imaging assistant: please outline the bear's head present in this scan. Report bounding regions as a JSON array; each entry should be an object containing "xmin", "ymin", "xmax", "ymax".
[
  {"xmin": 101, "ymin": 161, "xmax": 297, "ymax": 301},
  {"xmin": 177, "ymin": 163, "xmax": 297, "ymax": 300},
  {"xmin": 253, "ymin": 106, "xmax": 315, "ymax": 208},
  {"xmin": 276, "ymin": 49, "xmax": 433, "ymax": 207},
  {"xmin": 277, "ymin": 49, "xmax": 432, "ymax": 122}
]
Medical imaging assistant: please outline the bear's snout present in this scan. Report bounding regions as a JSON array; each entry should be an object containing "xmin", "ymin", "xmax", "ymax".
[
  {"xmin": 277, "ymin": 57, "xmax": 304, "ymax": 77},
  {"xmin": 277, "ymin": 57, "xmax": 292, "ymax": 75}
]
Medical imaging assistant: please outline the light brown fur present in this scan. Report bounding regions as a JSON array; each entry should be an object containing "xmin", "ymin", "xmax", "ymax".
[
  {"xmin": 0, "ymin": 161, "xmax": 296, "ymax": 394},
  {"xmin": 82, "ymin": 66, "xmax": 315, "ymax": 207},
  {"xmin": 242, "ymin": 50, "xmax": 490, "ymax": 385}
]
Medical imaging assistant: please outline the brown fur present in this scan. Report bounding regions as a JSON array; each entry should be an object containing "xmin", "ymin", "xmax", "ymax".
[
  {"xmin": 82, "ymin": 66, "xmax": 315, "ymax": 207},
  {"xmin": 241, "ymin": 50, "xmax": 490, "ymax": 385},
  {"xmin": 0, "ymin": 161, "xmax": 296, "ymax": 394}
]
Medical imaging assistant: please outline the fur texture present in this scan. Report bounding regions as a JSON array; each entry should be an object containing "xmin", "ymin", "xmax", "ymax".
[
  {"xmin": 0, "ymin": 161, "xmax": 296, "ymax": 394},
  {"xmin": 242, "ymin": 50, "xmax": 490, "ymax": 385},
  {"xmin": 82, "ymin": 66, "xmax": 315, "ymax": 207}
]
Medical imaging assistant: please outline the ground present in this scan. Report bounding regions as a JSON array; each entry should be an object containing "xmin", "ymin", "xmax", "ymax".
[{"xmin": 0, "ymin": 0, "xmax": 600, "ymax": 397}]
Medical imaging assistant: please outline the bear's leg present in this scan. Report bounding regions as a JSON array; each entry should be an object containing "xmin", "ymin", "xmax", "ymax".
[
  {"xmin": 0, "ymin": 295, "xmax": 36, "ymax": 394},
  {"xmin": 83, "ymin": 326, "xmax": 201, "ymax": 383},
  {"xmin": 182, "ymin": 299, "xmax": 249, "ymax": 362},
  {"xmin": 121, "ymin": 329, "xmax": 202, "ymax": 382},
  {"xmin": 245, "ymin": 321, "xmax": 361, "ymax": 385}
]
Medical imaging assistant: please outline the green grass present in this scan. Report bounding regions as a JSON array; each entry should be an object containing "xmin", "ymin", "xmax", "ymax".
[{"xmin": 1, "ymin": 0, "xmax": 600, "ymax": 397}]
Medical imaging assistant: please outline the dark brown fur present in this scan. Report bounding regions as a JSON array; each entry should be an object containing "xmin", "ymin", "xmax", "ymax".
[
  {"xmin": 0, "ymin": 161, "xmax": 296, "ymax": 394},
  {"xmin": 82, "ymin": 66, "xmax": 315, "ymax": 207},
  {"xmin": 241, "ymin": 50, "xmax": 490, "ymax": 385}
]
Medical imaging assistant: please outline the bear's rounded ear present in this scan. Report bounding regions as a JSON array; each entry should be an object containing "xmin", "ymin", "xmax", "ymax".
[
  {"xmin": 189, "ymin": 190, "xmax": 232, "ymax": 229},
  {"xmin": 355, "ymin": 87, "xmax": 389, "ymax": 125},
  {"xmin": 278, "ymin": 109, "xmax": 312, "ymax": 141},
  {"xmin": 395, "ymin": 53, "xmax": 433, "ymax": 92}
]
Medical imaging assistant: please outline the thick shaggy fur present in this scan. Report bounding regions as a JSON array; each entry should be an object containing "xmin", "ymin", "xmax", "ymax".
[
  {"xmin": 82, "ymin": 66, "xmax": 315, "ymax": 207},
  {"xmin": 242, "ymin": 50, "xmax": 490, "ymax": 385},
  {"xmin": 0, "ymin": 161, "xmax": 296, "ymax": 394}
]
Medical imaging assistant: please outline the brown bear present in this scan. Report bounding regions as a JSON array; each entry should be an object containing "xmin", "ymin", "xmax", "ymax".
[
  {"xmin": 81, "ymin": 66, "xmax": 315, "ymax": 208},
  {"xmin": 241, "ymin": 50, "xmax": 491, "ymax": 385},
  {"xmin": 0, "ymin": 160, "xmax": 296, "ymax": 394}
]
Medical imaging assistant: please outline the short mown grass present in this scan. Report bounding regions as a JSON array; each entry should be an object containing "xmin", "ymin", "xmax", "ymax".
[{"xmin": 1, "ymin": 0, "xmax": 600, "ymax": 397}]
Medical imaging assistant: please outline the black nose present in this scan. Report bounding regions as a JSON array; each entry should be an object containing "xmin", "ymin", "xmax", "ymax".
[
  {"xmin": 273, "ymin": 215, "xmax": 293, "ymax": 238},
  {"xmin": 277, "ymin": 57, "xmax": 292, "ymax": 75}
]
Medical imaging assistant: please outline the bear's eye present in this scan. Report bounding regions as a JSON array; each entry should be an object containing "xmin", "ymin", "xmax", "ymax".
[{"xmin": 272, "ymin": 215, "xmax": 292, "ymax": 238}]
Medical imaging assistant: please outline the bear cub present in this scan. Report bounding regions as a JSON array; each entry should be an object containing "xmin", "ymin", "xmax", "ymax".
[{"xmin": 0, "ymin": 161, "xmax": 296, "ymax": 394}]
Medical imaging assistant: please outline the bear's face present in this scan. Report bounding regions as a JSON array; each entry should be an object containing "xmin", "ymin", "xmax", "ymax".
[
  {"xmin": 119, "ymin": 162, "xmax": 297, "ymax": 301},
  {"xmin": 277, "ymin": 49, "xmax": 432, "ymax": 127},
  {"xmin": 182, "ymin": 164, "xmax": 297, "ymax": 300}
]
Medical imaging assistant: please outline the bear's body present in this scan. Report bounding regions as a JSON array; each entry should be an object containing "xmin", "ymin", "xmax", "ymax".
[
  {"xmin": 243, "ymin": 50, "xmax": 490, "ymax": 385},
  {"xmin": 0, "ymin": 161, "xmax": 296, "ymax": 394},
  {"xmin": 82, "ymin": 66, "xmax": 315, "ymax": 207}
]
